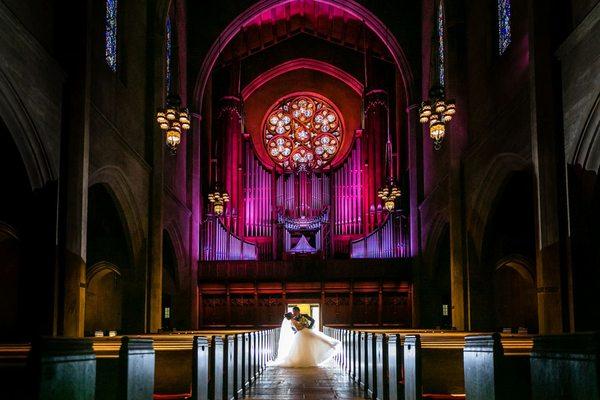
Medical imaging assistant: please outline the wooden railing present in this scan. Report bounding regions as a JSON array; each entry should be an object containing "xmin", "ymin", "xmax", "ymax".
[{"xmin": 198, "ymin": 258, "xmax": 411, "ymax": 281}]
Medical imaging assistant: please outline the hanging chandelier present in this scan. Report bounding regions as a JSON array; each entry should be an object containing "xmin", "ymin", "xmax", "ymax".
[
  {"xmin": 207, "ymin": 157, "xmax": 229, "ymax": 216},
  {"xmin": 377, "ymin": 104, "xmax": 401, "ymax": 212},
  {"xmin": 156, "ymin": 94, "xmax": 191, "ymax": 153},
  {"xmin": 378, "ymin": 177, "xmax": 401, "ymax": 212},
  {"xmin": 207, "ymin": 182, "xmax": 229, "ymax": 216},
  {"xmin": 419, "ymin": 86, "xmax": 456, "ymax": 150}
]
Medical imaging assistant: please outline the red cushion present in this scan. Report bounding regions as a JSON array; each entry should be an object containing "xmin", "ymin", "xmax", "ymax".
[
  {"xmin": 153, "ymin": 393, "xmax": 192, "ymax": 400},
  {"xmin": 423, "ymin": 394, "xmax": 466, "ymax": 400}
]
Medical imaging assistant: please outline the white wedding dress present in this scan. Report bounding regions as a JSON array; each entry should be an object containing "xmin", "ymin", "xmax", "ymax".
[{"xmin": 272, "ymin": 318, "xmax": 341, "ymax": 367}]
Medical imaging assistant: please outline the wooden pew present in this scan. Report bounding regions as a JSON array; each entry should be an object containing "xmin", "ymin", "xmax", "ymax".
[
  {"xmin": 95, "ymin": 337, "xmax": 155, "ymax": 400},
  {"xmin": 32, "ymin": 337, "xmax": 97, "ymax": 400},
  {"xmin": 463, "ymin": 333, "xmax": 531, "ymax": 400},
  {"xmin": 191, "ymin": 336, "xmax": 210, "ymax": 400},
  {"xmin": 359, "ymin": 332, "xmax": 368, "ymax": 393},
  {"xmin": 209, "ymin": 336, "xmax": 225, "ymax": 400},
  {"xmin": 0, "ymin": 343, "xmax": 31, "ymax": 399},
  {"xmin": 530, "ymin": 332, "xmax": 600, "ymax": 400},
  {"xmin": 367, "ymin": 333, "xmax": 377, "ymax": 399},
  {"xmin": 404, "ymin": 334, "xmax": 465, "ymax": 400}
]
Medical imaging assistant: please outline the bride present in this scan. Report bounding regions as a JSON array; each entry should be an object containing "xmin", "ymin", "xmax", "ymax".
[{"xmin": 272, "ymin": 311, "xmax": 341, "ymax": 367}]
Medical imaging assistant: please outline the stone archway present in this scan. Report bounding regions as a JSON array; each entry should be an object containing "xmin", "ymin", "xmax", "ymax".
[
  {"xmin": 493, "ymin": 256, "xmax": 537, "ymax": 332},
  {"xmin": 86, "ymin": 183, "xmax": 141, "ymax": 334},
  {"xmin": 476, "ymin": 170, "xmax": 538, "ymax": 332},
  {"xmin": 193, "ymin": 0, "xmax": 415, "ymax": 111},
  {"xmin": 85, "ymin": 262, "xmax": 123, "ymax": 334}
]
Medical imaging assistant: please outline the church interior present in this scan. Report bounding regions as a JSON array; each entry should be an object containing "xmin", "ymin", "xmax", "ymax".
[{"xmin": 0, "ymin": 0, "xmax": 599, "ymax": 398}]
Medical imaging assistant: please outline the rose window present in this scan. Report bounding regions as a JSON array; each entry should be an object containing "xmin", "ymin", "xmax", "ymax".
[{"xmin": 264, "ymin": 95, "xmax": 342, "ymax": 171}]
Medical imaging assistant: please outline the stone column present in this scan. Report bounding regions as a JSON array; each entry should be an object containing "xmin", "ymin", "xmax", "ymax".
[
  {"xmin": 217, "ymin": 96, "xmax": 243, "ymax": 235},
  {"xmin": 406, "ymin": 104, "xmax": 423, "ymax": 327},
  {"xmin": 190, "ymin": 113, "xmax": 202, "ymax": 329},
  {"xmin": 446, "ymin": 9, "xmax": 469, "ymax": 331},
  {"xmin": 527, "ymin": 0, "xmax": 570, "ymax": 333},
  {"xmin": 364, "ymin": 89, "xmax": 389, "ymax": 231},
  {"xmin": 57, "ymin": 0, "xmax": 92, "ymax": 337},
  {"xmin": 148, "ymin": 8, "xmax": 166, "ymax": 333}
]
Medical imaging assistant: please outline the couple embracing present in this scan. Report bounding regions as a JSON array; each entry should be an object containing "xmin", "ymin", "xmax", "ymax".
[{"xmin": 272, "ymin": 306, "xmax": 341, "ymax": 368}]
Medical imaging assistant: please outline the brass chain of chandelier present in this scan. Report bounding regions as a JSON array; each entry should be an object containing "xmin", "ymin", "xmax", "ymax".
[
  {"xmin": 419, "ymin": 86, "xmax": 456, "ymax": 150},
  {"xmin": 156, "ymin": 94, "xmax": 191, "ymax": 153}
]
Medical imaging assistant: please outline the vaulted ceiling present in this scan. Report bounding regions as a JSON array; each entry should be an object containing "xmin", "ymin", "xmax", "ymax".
[{"xmin": 218, "ymin": 0, "xmax": 392, "ymax": 65}]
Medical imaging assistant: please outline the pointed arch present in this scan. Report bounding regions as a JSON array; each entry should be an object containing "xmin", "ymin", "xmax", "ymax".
[
  {"xmin": 468, "ymin": 153, "xmax": 530, "ymax": 257},
  {"xmin": 193, "ymin": 0, "xmax": 414, "ymax": 111},
  {"xmin": 89, "ymin": 165, "xmax": 145, "ymax": 265},
  {"xmin": 0, "ymin": 69, "xmax": 55, "ymax": 189}
]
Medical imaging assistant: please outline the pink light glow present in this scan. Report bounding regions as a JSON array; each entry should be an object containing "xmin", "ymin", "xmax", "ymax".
[{"xmin": 241, "ymin": 58, "xmax": 363, "ymax": 100}]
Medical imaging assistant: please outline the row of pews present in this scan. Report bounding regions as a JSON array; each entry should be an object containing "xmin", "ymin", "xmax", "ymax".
[
  {"xmin": 0, "ymin": 329, "xmax": 280, "ymax": 400},
  {"xmin": 324, "ymin": 327, "xmax": 600, "ymax": 400}
]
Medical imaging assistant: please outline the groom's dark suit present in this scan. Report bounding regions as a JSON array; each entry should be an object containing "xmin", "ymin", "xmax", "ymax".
[{"xmin": 291, "ymin": 313, "xmax": 315, "ymax": 332}]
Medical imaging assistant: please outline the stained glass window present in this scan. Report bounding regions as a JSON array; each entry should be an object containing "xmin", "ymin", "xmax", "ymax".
[
  {"xmin": 165, "ymin": 16, "xmax": 172, "ymax": 95},
  {"xmin": 105, "ymin": 0, "xmax": 118, "ymax": 72},
  {"xmin": 437, "ymin": 0, "xmax": 445, "ymax": 87},
  {"xmin": 497, "ymin": 0, "xmax": 511, "ymax": 55},
  {"xmin": 264, "ymin": 95, "xmax": 343, "ymax": 171}
]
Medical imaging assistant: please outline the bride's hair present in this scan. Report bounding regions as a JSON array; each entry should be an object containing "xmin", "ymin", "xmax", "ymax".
[{"xmin": 284, "ymin": 312, "xmax": 293, "ymax": 320}]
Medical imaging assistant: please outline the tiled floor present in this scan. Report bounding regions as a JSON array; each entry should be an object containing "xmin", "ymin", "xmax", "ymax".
[{"xmin": 245, "ymin": 361, "xmax": 365, "ymax": 400}]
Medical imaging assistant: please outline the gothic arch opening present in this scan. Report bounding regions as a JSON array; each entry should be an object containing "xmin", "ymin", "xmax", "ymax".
[
  {"xmin": 85, "ymin": 262, "xmax": 123, "ymax": 334},
  {"xmin": 85, "ymin": 183, "xmax": 134, "ymax": 335},
  {"xmin": 481, "ymin": 170, "xmax": 538, "ymax": 332}
]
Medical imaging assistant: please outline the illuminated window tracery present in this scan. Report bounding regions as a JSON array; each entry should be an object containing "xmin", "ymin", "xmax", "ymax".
[
  {"xmin": 437, "ymin": 0, "xmax": 445, "ymax": 87},
  {"xmin": 497, "ymin": 0, "xmax": 512, "ymax": 55},
  {"xmin": 105, "ymin": 0, "xmax": 118, "ymax": 72},
  {"xmin": 264, "ymin": 95, "xmax": 343, "ymax": 171},
  {"xmin": 165, "ymin": 16, "xmax": 172, "ymax": 94}
]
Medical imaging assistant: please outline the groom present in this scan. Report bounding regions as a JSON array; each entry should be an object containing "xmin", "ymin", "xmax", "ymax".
[{"xmin": 291, "ymin": 306, "xmax": 315, "ymax": 332}]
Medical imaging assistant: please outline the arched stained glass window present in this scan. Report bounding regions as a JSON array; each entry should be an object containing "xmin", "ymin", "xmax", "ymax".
[
  {"xmin": 165, "ymin": 16, "xmax": 173, "ymax": 95},
  {"xmin": 264, "ymin": 95, "xmax": 344, "ymax": 172},
  {"xmin": 437, "ymin": 0, "xmax": 445, "ymax": 87},
  {"xmin": 105, "ymin": 0, "xmax": 118, "ymax": 72},
  {"xmin": 497, "ymin": 0, "xmax": 512, "ymax": 55}
]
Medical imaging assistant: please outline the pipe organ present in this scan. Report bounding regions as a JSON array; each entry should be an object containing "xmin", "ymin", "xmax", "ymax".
[
  {"xmin": 332, "ymin": 140, "xmax": 363, "ymax": 236},
  {"xmin": 201, "ymin": 217, "xmax": 257, "ymax": 260},
  {"xmin": 244, "ymin": 149, "xmax": 273, "ymax": 238},
  {"xmin": 350, "ymin": 214, "xmax": 407, "ymax": 258},
  {"xmin": 201, "ymin": 93, "xmax": 408, "ymax": 260}
]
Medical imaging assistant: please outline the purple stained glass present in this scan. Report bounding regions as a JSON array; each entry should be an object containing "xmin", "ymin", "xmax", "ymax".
[
  {"xmin": 437, "ymin": 0, "xmax": 445, "ymax": 87},
  {"xmin": 498, "ymin": 0, "xmax": 511, "ymax": 55},
  {"xmin": 105, "ymin": 0, "xmax": 117, "ymax": 72},
  {"xmin": 166, "ymin": 16, "xmax": 172, "ymax": 94}
]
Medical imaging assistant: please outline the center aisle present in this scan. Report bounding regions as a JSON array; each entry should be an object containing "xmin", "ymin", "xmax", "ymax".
[{"xmin": 245, "ymin": 361, "xmax": 365, "ymax": 400}]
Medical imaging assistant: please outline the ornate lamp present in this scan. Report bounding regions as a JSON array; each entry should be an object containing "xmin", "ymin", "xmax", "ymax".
[
  {"xmin": 419, "ymin": 86, "xmax": 456, "ymax": 150},
  {"xmin": 378, "ymin": 177, "xmax": 401, "ymax": 212},
  {"xmin": 377, "ymin": 109, "xmax": 401, "ymax": 212},
  {"xmin": 156, "ymin": 94, "xmax": 191, "ymax": 153},
  {"xmin": 207, "ymin": 158, "xmax": 229, "ymax": 216}
]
